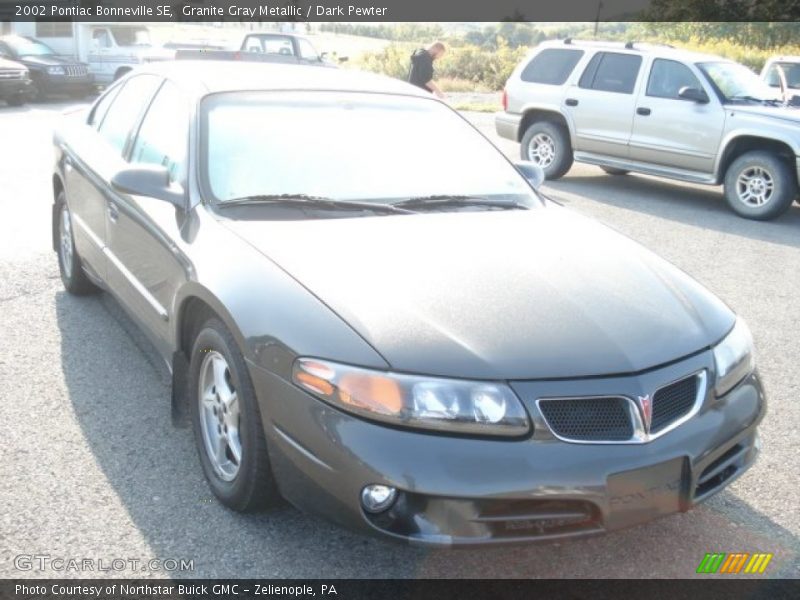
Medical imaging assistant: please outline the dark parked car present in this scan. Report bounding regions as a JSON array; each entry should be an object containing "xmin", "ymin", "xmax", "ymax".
[
  {"xmin": 0, "ymin": 35, "xmax": 93, "ymax": 100},
  {"xmin": 52, "ymin": 61, "xmax": 764, "ymax": 546},
  {"xmin": 0, "ymin": 55, "xmax": 31, "ymax": 106}
]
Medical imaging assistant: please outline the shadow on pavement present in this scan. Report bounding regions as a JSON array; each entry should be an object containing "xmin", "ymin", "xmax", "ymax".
[
  {"xmin": 545, "ymin": 173, "xmax": 800, "ymax": 250},
  {"xmin": 54, "ymin": 267, "xmax": 799, "ymax": 579}
]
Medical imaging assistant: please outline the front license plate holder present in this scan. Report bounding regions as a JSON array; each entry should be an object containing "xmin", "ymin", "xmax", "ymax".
[{"xmin": 606, "ymin": 457, "xmax": 687, "ymax": 530}]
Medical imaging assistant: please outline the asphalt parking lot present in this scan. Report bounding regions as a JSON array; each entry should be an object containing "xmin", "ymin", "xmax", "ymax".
[{"xmin": 0, "ymin": 99, "xmax": 798, "ymax": 579}]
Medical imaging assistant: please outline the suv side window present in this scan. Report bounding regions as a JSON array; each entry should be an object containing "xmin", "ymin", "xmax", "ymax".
[
  {"xmin": 129, "ymin": 81, "xmax": 189, "ymax": 183},
  {"xmin": 520, "ymin": 48, "xmax": 584, "ymax": 85},
  {"xmin": 96, "ymin": 75, "xmax": 161, "ymax": 155},
  {"xmin": 579, "ymin": 52, "xmax": 642, "ymax": 94},
  {"xmin": 297, "ymin": 38, "xmax": 319, "ymax": 61},
  {"xmin": 647, "ymin": 59, "xmax": 702, "ymax": 99}
]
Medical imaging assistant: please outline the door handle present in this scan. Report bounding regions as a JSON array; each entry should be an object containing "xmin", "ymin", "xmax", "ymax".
[
  {"xmin": 107, "ymin": 202, "xmax": 119, "ymax": 223},
  {"xmin": 637, "ymin": 107, "xmax": 652, "ymax": 116},
  {"xmin": 565, "ymin": 98, "xmax": 579, "ymax": 107}
]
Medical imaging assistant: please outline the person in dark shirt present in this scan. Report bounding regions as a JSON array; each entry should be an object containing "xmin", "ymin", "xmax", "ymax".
[{"xmin": 408, "ymin": 42, "xmax": 446, "ymax": 98}]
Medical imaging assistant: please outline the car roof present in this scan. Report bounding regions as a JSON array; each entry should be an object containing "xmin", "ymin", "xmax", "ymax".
[
  {"xmin": 133, "ymin": 60, "xmax": 433, "ymax": 99},
  {"xmin": 536, "ymin": 39, "xmax": 730, "ymax": 64}
]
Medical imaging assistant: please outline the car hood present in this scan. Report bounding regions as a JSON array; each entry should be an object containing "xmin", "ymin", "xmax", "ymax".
[
  {"xmin": 729, "ymin": 102, "xmax": 800, "ymax": 124},
  {"xmin": 17, "ymin": 54, "xmax": 84, "ymax": 67},
  {"xmin": 0, "ymin": 57, "xmax": 26, "ymax": 70},
  {"xmin": 222, "ymin": 207, "xmax": 734, "ymax": 380}
]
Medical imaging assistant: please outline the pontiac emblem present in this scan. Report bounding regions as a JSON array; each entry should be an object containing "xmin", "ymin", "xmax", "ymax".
[{"xmin": 638, "ymin": 394, "xmax": 653, "ymax": 432}]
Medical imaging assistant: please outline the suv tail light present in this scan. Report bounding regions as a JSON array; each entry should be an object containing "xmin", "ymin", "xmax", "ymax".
[{"xmin": 502, "ymin": 89, "xmax": 508, "ymax": 111}]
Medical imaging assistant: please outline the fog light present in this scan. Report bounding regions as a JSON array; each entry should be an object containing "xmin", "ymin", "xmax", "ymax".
[{"xmin": 361, "ymin": 484, "xmax": 397, "ymax": 513}]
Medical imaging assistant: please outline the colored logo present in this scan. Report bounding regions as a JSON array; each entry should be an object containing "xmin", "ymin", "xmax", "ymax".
[
  {"xmin": 637, "ymin": 394, "xmax": 653, "ymax": 432},
  {"xmin": 696, "ymin": 552, "xmax": 773, "ymax": 574}
]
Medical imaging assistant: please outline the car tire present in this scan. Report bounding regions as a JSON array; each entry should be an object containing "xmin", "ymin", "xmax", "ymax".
[
  {"xmin": 56, "ymin": 192, "xmax": 100, "ymax": 296},
  {"xmin": 723, "ymin": 151, "xmax": 797, "ymax": 220},
  {"xmin": 28, "ymin": 75, "xmax": 46, "ymax": 102},
  {"xmin": 189, "ymin": 317, "xmax": 280, "ymax": 512},
  {"xmin": 6, "ymin": 94, "xmax": 25, "ymax": 107},
  {"xmin": 520, "ymin": 121, "xmax": 573, "ymax": 180},
  {"xmin": 601, "ymin": 167, "xmax": 630, "ymax": 176}
]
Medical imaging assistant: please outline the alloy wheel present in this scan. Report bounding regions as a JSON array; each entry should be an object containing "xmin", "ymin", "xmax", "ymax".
[
  {"xmin": 59, "ymin": 205, "xmax": 74, "ymax": 276},
  {"xmin": 528, "ymin": 133, "xmax": 556, "ymax": 168},
  {"xmin": 198, "ymin": 351, "xmax": 242, "ymax": 481},
  {"xmin": 736, "ymin": 166, "xmax": 774, "ymax": 207}
]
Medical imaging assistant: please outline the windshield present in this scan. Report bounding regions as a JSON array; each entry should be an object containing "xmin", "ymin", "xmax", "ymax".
[
  {"xmin": 110, "ymin": 27, "xmax": 151, "ymax": 47},
  {"xmin": 7, "ymin": 37, "xmax": 55, "ymax": 57},
  {"xmin": 698, "ymin": 61, "xmax": 781, "ymax": 102},
  {"xmin": 765, "ymin": 62, "xmax": 800, "ymax": 90},
  {"xmin": 202, "ymin": 92, "xmax": 539, "ymax": 207}
]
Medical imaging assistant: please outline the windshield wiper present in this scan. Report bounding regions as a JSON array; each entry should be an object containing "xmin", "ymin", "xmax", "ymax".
[
  {"xmin": 217, "ymin": 194, "xmax": 414, "ymax": 214},
  {"xmin": 729, "ymin": 95, "xmax": 779, "ymax": 104},
  {"xmin": 393, "ymin": 195, "xmax": 530, "ymax": 211}
]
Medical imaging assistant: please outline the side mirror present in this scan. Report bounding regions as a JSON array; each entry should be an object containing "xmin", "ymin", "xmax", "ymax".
[
  {"xmin": 515, "ymin": 161, "xmax": 545, "ymax": 190},
  {"xmin": 338, "ymin": 56, "xmax": 349, "ymax": 63},
  {"xmin": 111, "ymin": 165, "xmax": 185, "ymax": 208},
  {"xmin": 678, "ymin": 86, "xmax": 709, "ymax": 104}
]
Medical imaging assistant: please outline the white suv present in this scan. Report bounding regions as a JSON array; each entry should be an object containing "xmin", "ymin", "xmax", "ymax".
[{"xmin": 497, "ymin": 40, "xmax": 800, "ymax": 220}]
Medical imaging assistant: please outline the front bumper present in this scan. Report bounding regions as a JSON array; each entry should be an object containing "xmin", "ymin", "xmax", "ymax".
[
  {"xmin": 0, "ymin": 77, "xmax": 31, "ymax": 99},
  {"xmin": 250, "ymin": 350, "xmax": 765, "ymax": 546},
  {"xmin": 495, "ymin": 110, "xmax": 523, "ymax": 142},
  {"xmin": 36, "ymin": 73, "xmax": 95, "ymax": 95}
]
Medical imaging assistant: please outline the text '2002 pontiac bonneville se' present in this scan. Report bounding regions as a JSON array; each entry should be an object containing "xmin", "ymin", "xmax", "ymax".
[{"xmin": 52, "ymin": 61, "xmax": 764, "ymax": 545}]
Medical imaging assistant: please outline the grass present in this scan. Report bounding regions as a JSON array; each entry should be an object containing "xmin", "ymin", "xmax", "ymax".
[{"xmin": 450, "ymin": 102, "xmax": 501, "ymax": 113}]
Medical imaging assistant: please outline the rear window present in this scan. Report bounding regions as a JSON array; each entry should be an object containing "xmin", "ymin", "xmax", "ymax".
[
  {"xmin": 579, "ymin": 52, "xmax": 642, "ymax": 94},
  {"xmin": 520, "ymin": 48, "xmax": 584, "ymax": 85}
]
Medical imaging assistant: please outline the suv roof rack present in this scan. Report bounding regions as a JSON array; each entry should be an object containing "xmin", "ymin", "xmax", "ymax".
[{"xmin": 561, "ymin": 38, "xmax": 675, "ymax": 52}]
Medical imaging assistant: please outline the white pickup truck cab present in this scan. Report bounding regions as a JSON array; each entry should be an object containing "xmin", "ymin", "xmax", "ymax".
[{"xmin": 85, "ymin": 25, "xmax": 173, "ymax": 84}]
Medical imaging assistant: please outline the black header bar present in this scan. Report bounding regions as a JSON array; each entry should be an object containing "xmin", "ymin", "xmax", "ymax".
[{"xmin": 1, "ymin": 0, "xmax": 800, "ymax": 22}]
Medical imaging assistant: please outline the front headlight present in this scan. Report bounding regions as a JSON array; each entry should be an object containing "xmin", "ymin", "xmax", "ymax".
[
  {"xmin": 292, "ymin": 358, "xmax": 530, "ymax": 437},
  {"xmin": 713, "ymin": 318, "xmax": 755, "ymax": 396},
  {"xmin": 47, "ymin": 66, "xmax": 65, "ymax": 75}
]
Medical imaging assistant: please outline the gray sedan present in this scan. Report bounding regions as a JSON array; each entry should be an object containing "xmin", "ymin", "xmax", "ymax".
[{"xmin": 52, "ymin": 61, "xmax": 764, "ymax": 546}]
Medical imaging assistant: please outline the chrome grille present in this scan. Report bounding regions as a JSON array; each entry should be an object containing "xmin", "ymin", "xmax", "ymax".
[
  {"xmin": 537, "ymin": 372, "xmax": 704, "ymax": 443},
  {"xmin": 65, "ymin": 65, "xmax": 88, "ymax": 77},
  {"xmin": 651, "ymin": 375, "xmax": 698, "ymax": 433},
  {"xmin": 0, "ymin": 69, "xmax": 25, "ymax": 79},
  {"xmin": 539, "ymin": 397, "xmax": 633, "ymax": 441}
]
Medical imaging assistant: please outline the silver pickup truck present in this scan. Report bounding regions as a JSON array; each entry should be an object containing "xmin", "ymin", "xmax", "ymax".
[{"xmin": 496, "ymin": 40, "xmax": 800, "ymax": 220}]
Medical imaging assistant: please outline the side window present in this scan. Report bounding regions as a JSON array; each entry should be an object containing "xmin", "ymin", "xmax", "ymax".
[
  {"xmin": 647, "ymin": 59, "xmax": 703, "ymax": 99},
  {"xmin": 297, "ymin": 38, "xmax": 319, "ymax": 61},
  {"xmin": 244, "ymin": 38, "xmax": 262, "ymax": 53},
  {"xmin": 88, "ymin": 84, "xmax": 122, "ymax": 128},
  {"xmin": 92, "ymin": 29, "xmax": 111, "ymax": 48},
  {"xmin": 579, "ymin": 52, "xmax": 642, "ymax": 94},
  {"xmin": 520, "ymin": 49, "xmax": 584, "ymax": 85},
  {"xmin": 129, "ymin": 81, "xmax": 190, "ymax": 183},
  {"xmin": 96, "ymin": 75, "xmax": 161, "ymax": 155}
]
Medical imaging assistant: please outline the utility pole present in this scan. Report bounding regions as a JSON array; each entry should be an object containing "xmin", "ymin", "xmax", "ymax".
[{"xmin": 594, "ymin": 1, "xmax": 604, "ymax": 38}]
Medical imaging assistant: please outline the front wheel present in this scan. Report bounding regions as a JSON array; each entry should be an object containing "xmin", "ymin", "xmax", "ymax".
[
  {"xmin": 56, "ymin": 192, "xmax": 100, "ymax": 295},
  {"xmin": 723, "ymin": 151, "xmax": 797, "ymax": 220},
  {"xmin": 6, "ymin": 94, "xmax": 25, "ymax": 107},
  {"xmin": 520, "ymin": 121, "xmax": 573, "ymax": 180},
  {"xmin": 189, "ymin": 318, "xmax": 280, "ymax": 512}
]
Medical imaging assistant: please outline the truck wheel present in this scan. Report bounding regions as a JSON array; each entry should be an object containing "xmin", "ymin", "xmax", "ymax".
[
  {"xmin": 601, "ymin": 167, "xmax": 630, "ymax": 176},
  {"xmin": 723, "ymin": 151, "xmax": 797, "ymax": 220},
  {"xmin": 6, "ymin": 94, "xmax": 25, "ymax": 107},
  {"xmin": 29, "ymin": 76, "xmax": 45, "ymax": 102},
  {"xmin": 520, "ymin": 121, "xmax": 573, "ymax": 180}
]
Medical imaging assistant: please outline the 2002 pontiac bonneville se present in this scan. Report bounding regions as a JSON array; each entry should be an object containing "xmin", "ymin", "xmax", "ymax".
[{"xmin": 52, "ymin": 61, "xmax": 764, "ymax": 545}]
